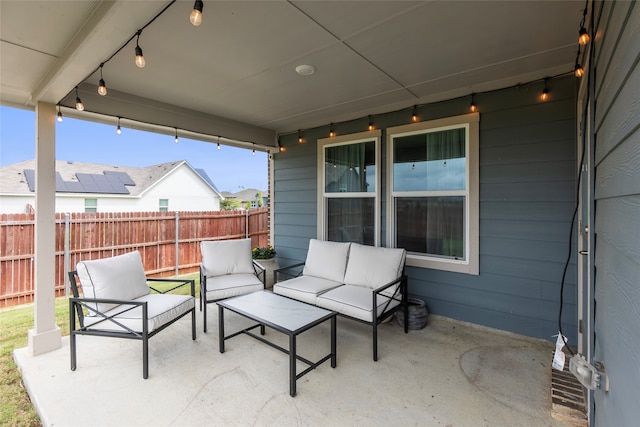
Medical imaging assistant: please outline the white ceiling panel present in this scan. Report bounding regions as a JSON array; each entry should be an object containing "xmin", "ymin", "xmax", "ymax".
[{"xmin": 1, "ymin": 0, "xmax": 587, "ymax": 145}]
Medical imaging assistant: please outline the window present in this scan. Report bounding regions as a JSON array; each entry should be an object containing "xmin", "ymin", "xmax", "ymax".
[
  {"xmin": 387, "ymin": 113, "xmax": 479, "ymax": 274},
  {"xmin": 84, "ymin": 198, "xmax": 97, "ymax": 213},
  {"xmin": 159, "ymin": 199, "xmax": 169, "ymax": 212},
  {"xmin": 318, "ymin": 130, "xmax": 380, "ymax": 245}
]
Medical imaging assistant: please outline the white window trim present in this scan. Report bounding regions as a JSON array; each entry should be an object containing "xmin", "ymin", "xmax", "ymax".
[
  {"xmin": 386, "ymin": 113, "xmax": 479, "ymax": 275},
  {"xmin": 317, "ymin": 130, "xmax": 381, "ymax": 245}
]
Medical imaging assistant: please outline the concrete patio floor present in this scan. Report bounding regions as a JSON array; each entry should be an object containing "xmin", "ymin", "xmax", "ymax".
[{"xmin": 14, "ymin": 307, "xmax": 576, "ymax": 427}]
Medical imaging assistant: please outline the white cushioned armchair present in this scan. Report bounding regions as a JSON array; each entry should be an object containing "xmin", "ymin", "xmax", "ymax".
[
  {"xmin": 200, "ymin": 239, "xmax": 266, "ymax": 332},
  {"xmin": 68, "ymin": 250, "xmax": 196, "ymax": 379}
]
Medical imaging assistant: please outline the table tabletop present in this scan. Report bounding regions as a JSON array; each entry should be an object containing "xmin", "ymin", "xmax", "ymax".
[{"xmin": 217, "ymin": 290, "xmax": 335, "ymax": 334}]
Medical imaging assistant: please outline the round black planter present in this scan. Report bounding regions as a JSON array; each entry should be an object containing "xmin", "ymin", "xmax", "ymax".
[{"xmin": 396, "ymin": 297, "xmax": 428, "ymax": 330}]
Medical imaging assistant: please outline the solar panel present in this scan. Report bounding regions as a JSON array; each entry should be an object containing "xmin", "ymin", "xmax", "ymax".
[
  {"xmin": 105, "ymin": 171, "xmax": 135, "ymax": 186},
  {"xmin": 23, "ymin": 169, "xmax": 135, "ymax": 194},
  {"xmin": 23, "ymin": 169, "xmax": 36, "ymax": 191},
  {"xmin": 75, "ymin": 174, "xmax": 101, "ymax": 193}
]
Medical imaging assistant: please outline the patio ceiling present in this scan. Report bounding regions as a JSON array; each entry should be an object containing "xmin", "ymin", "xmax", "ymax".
[{"xmin": 1, "ymin": 0, "xmax": 584, "ymax": 148}]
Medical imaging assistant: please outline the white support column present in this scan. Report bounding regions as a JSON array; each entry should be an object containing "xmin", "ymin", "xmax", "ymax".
[{"xmin": 28, "ymin": 101, "xmax": 62, "ymax": 356}]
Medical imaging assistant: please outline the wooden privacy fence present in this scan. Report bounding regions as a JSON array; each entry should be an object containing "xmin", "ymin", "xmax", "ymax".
[{"xmin": 0, "ymin": 207, "xmax": 269, "ymax": 307}]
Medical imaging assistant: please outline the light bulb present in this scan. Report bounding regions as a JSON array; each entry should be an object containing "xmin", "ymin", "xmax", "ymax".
[
  {"xmin": 190, "ymin": 1, "xmax": 203, "ymax": 26},
  {"xmin": 412, "ymin": 113, "xmax": 418, "ymax": 122},
  {"xmin": 578, "ymin": 28, "xmax": 589, "ymax": 45},
  {"xmin": 575, "ymin": 64, "xmax": 584, "ymax": 78},
  {"xmin": 329, "ymin": 130, "xmax": 335, "ymax": 137},
  {"xmin": 75, "ymin": 97, "xmax": 84, "ymax": 111},
  {"xmin": 98, "ymin": 79, "xmax": 107, "ymax": 96},
  {"xmin": 117, "ymin": 125, "xmax": 122, "ymax": 135},
  {"xmin": 135, "ymin": 45, "xmax": 145, "ymax": 68},
  {"xmin": 540, "ymin": 88, "xmax": 549, "ymax": 102},
  {"xmin": 57, "ymin": 111, "xmax": 63, "ymax": 123},
  {"xmin": 252, "ymin": 149, "xmax": 255, "ymax": 156},
  {"xmin": 470, "ymin": 102, "xmax": 477, "ymax": 113},
  {"xmin": 217, "ymin": 142, "xmax": 221, "ymax": 150}
]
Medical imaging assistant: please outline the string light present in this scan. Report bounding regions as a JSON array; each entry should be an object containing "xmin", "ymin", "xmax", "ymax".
[
  {"xmin": 279, "ymin": 145, "xmax": 286, "ymax": 152},
  {"xmin": 298, "ymin": 130, "xmax": 303, "ymax": 143},
  {"xmin": 116, "ymin": 117, "xmax": 122, "ymax": 134},
  {"xmin": 74, "ymin": 86, "xmax": 84, "ymax": 111},
  {"xmin": 217, "ymin": 137, "xmax": 221, "ymax": 150},
  {"xmin": 329, "ymin": 123, "xmax": 335, "ymax": 137},
  {"xmin": 252, "ymin": 143, "xmax": 256, "ymax": 156},
  {"xmin": 97, "ymin": 63, "xmax": 107, "ymax": 96},
  {"xmin": 540, "ymin": 78, "xmax": 549, "ymax": 102},
  {"xmin": 578, "ymin": 28, "xmax": 589, "ymax": 45},
  {"xmin": 57, "ymin": 104, "xmax": 63, "ymax": 122},
  {"xmin": 411, "ymin": 106, "xmax": 418, "ymax": 122},
  {"xmin": 190, "ymin": 0, "xmax": 204, "ymax": 26},
  {"xmin": 368, "ymin": 115, "xmax": 374, "ymax": 131},
  {"xmin": 135, "ymin": 30, "xmax": 145, "ymax": 68},
  {"xmin": 578, "ymin": 0, "xmax": 590, "ymax": 45},
  {"xmin": 575, "ymin": 63, "xmax": 584, "ymax": 78},
  {"xmin": 174, "ymin": 127, "xmax": 179, "ymax": 143},
  {"xmin": 470, "ymin": 94, "xmax": 477, "ymax": 113}
]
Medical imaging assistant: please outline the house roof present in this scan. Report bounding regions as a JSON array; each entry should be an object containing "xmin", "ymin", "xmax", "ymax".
[
  {"xmin": 0, "ymin": 159, "xmax": 222, "ymax": 198},
  {"xmin": 221, "ymin": 189, "xmax": 266, "ymax": 202}
]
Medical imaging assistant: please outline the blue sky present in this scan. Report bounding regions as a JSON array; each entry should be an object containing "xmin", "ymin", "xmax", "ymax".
[{"xmin": 0, "ymin": 106, "xmax": 268, "ymax": 192}]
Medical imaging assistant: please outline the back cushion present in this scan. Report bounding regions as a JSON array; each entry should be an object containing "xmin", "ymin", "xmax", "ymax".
[
  {"xmin": 343, "ymin": 243, "xmax": 406, "ymax": 289},
  {"xmin": 201, "ymin": 239, "xmax": 254, "ymax": 277},
  {"xmin": 302, "ymin": 239, "xmax": 351, "ymax": 283},
  {"xmin": 76, "ymin": 251, "xmax": 150, "ymax": 313}
]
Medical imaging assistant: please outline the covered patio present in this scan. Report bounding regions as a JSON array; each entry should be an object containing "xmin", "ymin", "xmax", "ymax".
[
  {"xmin": 2, "ymin": 1, "xmax": 640, "ymax": 426},
  {"xmin": 14, "ymin": 307, "xmax": 574, "ymax": 426}
]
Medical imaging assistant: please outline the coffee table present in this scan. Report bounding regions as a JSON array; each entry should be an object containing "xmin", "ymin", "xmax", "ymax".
[{"xmin": 217, "ymin": 290, "xmax": 337, "ymax": 397}]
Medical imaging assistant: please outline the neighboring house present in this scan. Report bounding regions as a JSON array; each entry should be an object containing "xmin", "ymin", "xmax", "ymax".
[
  {"xmin": 221, "ymin": 188, "xmax": 267, "ymax": 209},
  {"xmin": 0, "ymin": 159, "xmax": 223, "ymax": 213}
]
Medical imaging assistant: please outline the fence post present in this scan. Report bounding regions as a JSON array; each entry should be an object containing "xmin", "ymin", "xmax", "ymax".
[
  {"xmin": 246, "ymin": 209, "xmax": 249, "ymax": 239},
  {"xmin": 64, "ymin": 213, "xmax": 70, "ymax": 295},
  {"xmin": 175, "ymin": 211, "xmax": 180, "ymax": 276}
]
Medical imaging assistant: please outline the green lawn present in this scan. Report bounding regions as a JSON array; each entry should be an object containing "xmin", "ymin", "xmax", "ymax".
[{"xmin": 0, "ymin": 274, "xmax": 199, "ymax": 427}]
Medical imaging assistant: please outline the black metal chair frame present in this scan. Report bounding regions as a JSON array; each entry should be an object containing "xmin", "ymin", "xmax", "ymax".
[
  {"xmin": 199, "ymin": 260, "xmax": 266, "ymax": 333},
  {"xmin": 68, "ymin": 271, "xmax": 197, "ymax": 379},
  {"xmin": 274, "ymin": 263, "xmax": 409, "ymax": 361}
]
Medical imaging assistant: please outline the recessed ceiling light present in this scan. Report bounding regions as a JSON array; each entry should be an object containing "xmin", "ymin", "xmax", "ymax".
[{"xmin": 295, "ymin": 64, "xmax": 316, "ymax": 76}]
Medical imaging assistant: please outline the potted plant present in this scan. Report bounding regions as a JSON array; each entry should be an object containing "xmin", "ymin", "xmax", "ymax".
[
  {"xmin": 252, "ymin": 245, "xmax": 278, "ymax": 288},
  {"xmin": 252, "ymin": 245, "xmax": 276, "ymax": 260}
]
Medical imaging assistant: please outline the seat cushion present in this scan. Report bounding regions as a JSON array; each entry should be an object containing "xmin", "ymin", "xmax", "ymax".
[
  {"xmin": 316, "ymin": 284, "xmax": 400, "ymax": 323},
  {"xmin": 302, "ymin": 239, "xmax": 351, "ymax": 283},
  {"xmin": 201, "ymin": 239, "xmax": 254, "ymax": 277},
  {"xmin": 203, "ymin": 273, "xmax": 264, "ymax": 301},
  {"xmin": 273, "ymin": 276, "xmax": 343, "ymax": 305},
  {"xmin": 84, "ymin": 293, "xmax": 194, "ymax": 333},
  {"xmin": 343, "ymin": 244, "xmax": 406, "ymax": 294},
  {"xmin": 76, "ymin": 251, "xmax": 150, "ymax": 314}
]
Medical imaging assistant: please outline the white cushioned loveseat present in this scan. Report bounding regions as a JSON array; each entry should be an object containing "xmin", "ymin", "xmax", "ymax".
[
  {"xmin": 273, "ymin": 239, "xmax": 408, "ymax": 361},
  {"xmin": 68, "ymin": 250, "xmax": 196, "ymax": 379}
]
